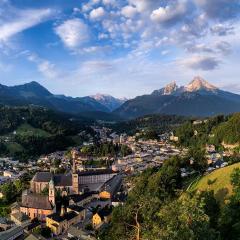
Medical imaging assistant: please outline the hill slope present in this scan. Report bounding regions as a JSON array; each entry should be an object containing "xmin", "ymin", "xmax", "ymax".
[
  {"xmin": 0, "ymin": 106, "xmax": 92, "ymax": 161},
  {"xmin": 191, "ymin": 163, "xmax": 240, "ymax": 202}
]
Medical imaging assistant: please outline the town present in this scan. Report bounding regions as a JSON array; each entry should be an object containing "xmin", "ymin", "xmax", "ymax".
[{"xmin": 0, "ymin": 122, "xmax": 232, "ymax": 240}]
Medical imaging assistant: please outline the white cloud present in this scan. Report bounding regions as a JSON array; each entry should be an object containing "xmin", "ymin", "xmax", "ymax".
[
  {"xmin": 25, "ymin": 51, "xmax": 62, "ymax": 79},
  {"xmin": 27, "ymin": 53, "xmax": 60, "ymax": 79},
  {"xmin": 102, "ymin": 0, "xmax": 116, "ymax": 6},
  {"xmin": 128, "ymin": 0, "xmax": 159, "ymax": 13},
  {"xmin": 89, "ymin": 7, "xmax": 105, "ymax": 20},
  {"xmin": 181, "ymin": 55, "xmax": 221, "ymax": 71},
  {"xmin": 0, "ymin": 8, "xmax": 54, "ymax": 42},
  {"xmin": 121, "ymin": 5, "xmax": 138, "ymax": 18},
  {"xmin": 37, "ymin": 61, "xmax": 58, "ymax": 79},
  {"xmin": 150, "ymin": 1, "xmax": 189, "ymax": 25},
  {"xmin": 55, "ymin": 18, "xmax": 89, "ymax": 48}
]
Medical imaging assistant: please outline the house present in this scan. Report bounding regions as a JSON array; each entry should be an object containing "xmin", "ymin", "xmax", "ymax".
[
  {"xmin": 25, "ymin": 233, "xmax": 47, "ymax": 240},
  {"xmin": 99, "ymin": 175, "xmax": 122, "ymax": 199},
  {"xmin": 68, "ymin": 225, "xmax": 96, "ymax": 240},
  {"xmin": 10, "ymin": 211, "xmax": 31, "ymax": 227},
  {"xmin": 69, "ymin": 191, "xmax": 98, "ymax": 207},
  {"xmin": 46, "ymin": 205, "xmax": 85, "ymax": 236},
  {"xmin": 92, "ymin": 206, "xmax": 112, "ymax": 229}
]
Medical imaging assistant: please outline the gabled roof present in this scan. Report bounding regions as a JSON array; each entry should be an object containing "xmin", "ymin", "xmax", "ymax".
[
  {"xmin": 101, "ymin": 174, "xmax": 122, "ymax": 196},
  {"xmin": 67, "ymin": 205, "xmax": 85, "ymax": 213},
  {"xmin": 32, "ymin": 172, "xmax": 52, "ymax": 182},
  {"xmin": 69, "ymin": 191, "xmax": 97, "ymax": 203},
  {"xmin": 32, "ymin": 172, "xmax": 72, "ymax": 187},
  {"xmin": 54, "ymin": 174, "xmax": 72, "ymax": 186},
  {"xmin": 96, "ymin": 207, "xmax": 112, "ymax": 220},
  {"xmin": 11, "ymin": 212, "xmax": 30, "ymax": 222},
  {"xmin": 0, "ymin": 226, "xmax": 23, "ymax": 240},
  {"xmin": 21, "ymin": 194, "xmax": 53, "ymax": 210},
  {"xmin": 78, "ymin": 169, "xmax": 117, "ymax": 176},
  {"xmin": 47, "ymin": 211, "xmax": 78, "ymax": 223}
]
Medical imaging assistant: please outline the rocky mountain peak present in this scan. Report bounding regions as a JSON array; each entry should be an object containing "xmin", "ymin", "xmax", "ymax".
[
  {"xmin": 163, "ymin": 81, "xmax": 178, "ymax": 95},
  {"xmin": 185, "ymin": 76, "xmax": 218, "ymax": 92}
]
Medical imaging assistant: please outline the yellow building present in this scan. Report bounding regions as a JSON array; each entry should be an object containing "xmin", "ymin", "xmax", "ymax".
[
  {"xmin": 92, "ymin": 207, "xmax": 112, "ymax": 229},
  {"xmin": 99, "ymin": 175, "xmax": 122, "ymax": 200},
  {"xmin": 46, "ymin": 205, "xmax": 85, "ymax": 236}
]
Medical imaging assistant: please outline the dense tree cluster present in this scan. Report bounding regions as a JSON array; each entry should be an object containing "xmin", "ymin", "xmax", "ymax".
[
  {"xmin": 110, "ymin": 114, "xmax": 186, "ymax": 136},
  {"xmin": 100, "ymin": 158, "xmax": 240, "ymax": 240},
  {"xmin": 81, "ymin": 142, "xmax": 132, "ymax": 158},
  {"xmin": 0, "ymin": 106, "xmax": 92, "ymax": 161},
  {"xmin": 175, "ymin": 115, "xmax": 226, "ymax": 148}
]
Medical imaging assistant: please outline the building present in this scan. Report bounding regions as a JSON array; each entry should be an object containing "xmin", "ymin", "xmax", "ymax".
[
  {"xmin": 0, "ymin": 217, "xmax": 13, "ymax": 231},
  {"xmin": 46, "ymin": 205, "xmax": 85, "ymax": 235},
  {"xmin": 25, "ymin": 233, "xmax": 47, "ymax": 240},
  {"xmin": 30, "ymin": 172, "xmax": 72, "ymax": 194},
  {"xmin": 68, "ymin": 225, "xmax": 96, "ymax": 240},
  {"xmin": 0, "ymin": 226, "xmax": 24, "ymax": 240},
  {"xmin": 69, "ymin": 191, "xmax": 98, "ymax": 206},
  {"xmin": 19, "ymin": 179, "xmax": 56, "ymax": 221},
  {"xmin": 92, "ymin": 206, "xmax": 112, "ymax": 229},
  {"xmin": 20, "ymin": 192, "xmax": 55, "ymax": 221},
  {"xmin": 30, "ymin": 151, "xmax": 117, "ymax": 195},
  {"xmin": 99, "ymin": 175, "xmax": 122, "ymax": 199},
  {"xmin": 10, "ymin": 211, "xmax": 31, "ymax": 226}
]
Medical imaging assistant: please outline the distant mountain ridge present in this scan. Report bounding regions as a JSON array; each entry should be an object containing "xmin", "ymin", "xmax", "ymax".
[
  {"xmin": 0, "ymin": 81, "xmax": 125, "ymax": 116},
  {"xmin": 115, "ymin": 77, "xmax": 240, "ymax": 119},
  {"xmin": 90, "ymin": 93, "xmax": 127, "ymax": 111}
]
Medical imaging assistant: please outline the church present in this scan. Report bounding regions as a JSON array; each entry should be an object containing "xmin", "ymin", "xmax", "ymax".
[{"xmin": 16, "ymin": 150, "xmax": 117, "ymax": 221}]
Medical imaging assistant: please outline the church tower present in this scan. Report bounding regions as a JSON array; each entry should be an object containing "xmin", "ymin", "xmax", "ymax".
[
  {"xmin": 49, "ymin": 177, "xmax": 55, "ymax": 207},
  {"xmin": 71, "ymin": 149, "xmax": 79, "ymax": 194}
]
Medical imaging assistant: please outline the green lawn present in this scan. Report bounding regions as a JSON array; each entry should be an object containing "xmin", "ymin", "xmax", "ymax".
[
  {"xmin": 16, "ymin": 123, "xmax": 51, "ymax": 137},
  {"xmin": 190, "ymin": 163, "xmax": 240, "ymax": 203}
]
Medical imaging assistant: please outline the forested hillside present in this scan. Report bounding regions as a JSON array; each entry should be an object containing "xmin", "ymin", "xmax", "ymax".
[
  {"xmin": 110, "ymin": 114, "xmax": 186, "ymax": 135},
  {"xmin": 0, "ymin": 106, "xmax": 93, "ymax": 161},
  {"xmin": 100, "ymin": 156, "xmax": 240, "ymax": 240},
  {"xmin": 174, "ymin": 113, "xmax": 240, "ymax": 149}
]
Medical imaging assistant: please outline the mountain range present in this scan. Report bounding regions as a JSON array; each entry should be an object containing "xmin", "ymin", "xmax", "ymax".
[
  {"xmin": 114, "ymin": 77, "xmax": 240, "ymax": 119},
  {"xmin": 1, "ymin": 77, "xmax": 240, "ymax": 120},
  {"xmin": 0, "ymin": 81, "xmax": 125, "ymax": 115}
]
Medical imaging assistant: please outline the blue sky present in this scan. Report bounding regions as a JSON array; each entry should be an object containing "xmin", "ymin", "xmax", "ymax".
[{"xmin": 0, "ymin": 0, "xmax": 240, "ymax": 98}]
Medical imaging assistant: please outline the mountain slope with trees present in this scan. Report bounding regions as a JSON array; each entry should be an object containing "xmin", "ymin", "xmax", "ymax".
[
  {"xmin": 0, "ymin": 81, "xmax": 120, "ymax": 115},
  {"xmin": 100, "ymin": 156, "xmax": 240, "ymax": 240},
  {"xmin": 114, "ymin": 77, "xmax": 240, "ymax": 119},
  {"xmin": 0, "ymin": 106, "xmax": 93, "ymax": 161}
]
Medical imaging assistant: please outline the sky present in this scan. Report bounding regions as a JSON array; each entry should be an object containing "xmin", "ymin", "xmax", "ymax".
[{"xmin": 0, "ymin": 0, "xmax": 240, "ymax": 98}]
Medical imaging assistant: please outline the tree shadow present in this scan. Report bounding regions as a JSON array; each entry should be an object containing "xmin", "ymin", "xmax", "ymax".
[
  {"xmin": 215, "ymin": 188, "xmax": 229, "ymax": 205},
  {"xmin": 207, "ymin": 178, "xmax": 217, "ymax": 185}
]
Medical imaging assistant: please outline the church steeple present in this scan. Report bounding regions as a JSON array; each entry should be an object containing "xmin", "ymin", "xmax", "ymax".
[
  {"xmin": 71, "ymin": 149, "xmax": 77, "ymax": 173},
  {"xmin": 49, "ymin": 177, "xmax": 55, "ymax": 207},
  {"xmin": 71, "ymin": 149, "xmax": 79, "ymax": 194}
]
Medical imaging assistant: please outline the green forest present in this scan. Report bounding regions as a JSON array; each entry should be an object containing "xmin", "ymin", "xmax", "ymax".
[
  {"xmin": 100, "ymin": 157, "xmax": 240, "ymax": 240},
  {"xmin": 0, "ymin": 106, "xmax": 93, "ymax": 161},
  {"xmin": 175, "ymin": 113, "xmax": 240, "ymax": 149}
]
